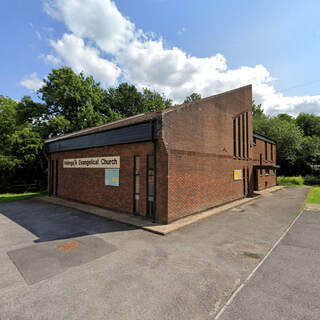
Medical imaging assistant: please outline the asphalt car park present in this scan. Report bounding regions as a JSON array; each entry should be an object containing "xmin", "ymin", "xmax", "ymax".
[{"xmin": 0, "ymin": 187, "xmax": 308, "ymax": 320}]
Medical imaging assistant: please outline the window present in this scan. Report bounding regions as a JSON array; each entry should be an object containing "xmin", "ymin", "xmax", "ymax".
[
  {"xmin": 246, "ymin": 112, "xmax": 249, "ymax": 158},
  {"xmin": 50, "ymin": 159, "xmax": 54, "ymax": 196},
  {"xmin": 147, "ymin": 155, "xmax": 155, "ymax": 219},
  {"xmin": 242, "ymin": 113, "xmax": 245, "ymax": 159},
  {"xmin": 238, "ymin": 116, "xmax": 241, "ymax": 158},
  {"xmin": 266, "ymin": 168, "xmax": 270, "ymax": 176},
  {"xmin": 233, "ymin": 119, "xmax": 236, "ymax": 158},
  {"xmin": 271, "ymin": 144, "xmax": 273, "ymax": 161},
  {"xmin": 253, "ymin": 137, "xmax": 256, "ymax": 145},
  {"xmin": 133, "ymin": 156, "xmax": 140, "ymax": 214},
  {"xmin": 271, "ymin": 169, "xmax": 274, "ymax": 175},
  {"xmin": 243, "ymin": 168, "xmax": 246, "ymax": 196},
  {"xmin": 260, "ymin": 154, "xmax": 262, "ymax": 175},
  {"xmin": 265, "ymin": 142, "xmax": 268, "ymax": 160},
  {"xmin": 55, "ymin": 160, "xmax": 59, "ymax": 196}
]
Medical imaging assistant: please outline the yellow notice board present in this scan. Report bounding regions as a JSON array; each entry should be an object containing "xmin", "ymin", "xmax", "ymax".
[{"xmin": 233, "ymin": 169, "xmax": 242, "ymax": 181}]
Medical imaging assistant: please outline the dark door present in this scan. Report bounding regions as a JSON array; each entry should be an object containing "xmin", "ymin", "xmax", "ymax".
[
  {"xmin": 146, "ymin": 155, "xmax": 155, "ymax": 220},
  {"xmin": 133, "ymin": 156, "xmax": 140, "ymax": 215}
]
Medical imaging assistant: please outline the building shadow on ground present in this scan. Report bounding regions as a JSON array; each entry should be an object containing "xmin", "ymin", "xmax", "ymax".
[{"xmin": 0, "ymin": 198, "xmax": 136, "ymax": 243}]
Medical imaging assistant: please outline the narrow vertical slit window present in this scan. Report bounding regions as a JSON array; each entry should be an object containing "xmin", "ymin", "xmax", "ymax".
[
  {"xmin": 243, "ymin": 168, "xmax": 246, "ymax": 196},
  {"xmin": 50, "ymin": 159, "xmax": 54, "ymax": 196},
  {"xmin": 133, "ymin": 156, "xmax": 140, "ymax": 215},
  {"xmin": 265, "ymin": 142, "xmax": 268, "ymax": 160},
  {"xmin": 247, "ymin": 167, "xmax": 249, "ymax": 195},
  {"xmin": 242, "ymin": 113, "xmax": 245, "ymax": 159},
  {"xmin": 233, "ymin": 119, "xmax": 236, "ymax": 158},
  {"xmin": 271, "ymin": 144, "xmax": 273, "ymax": 161},
  {"xmin": 260, "ymin": 154, "xmax": 262, "ymax": 175},
  {"xmin": 238, "ymin": 116, "xmax": 241, "ymax": 158},
  {"xmin": 55, "ymin": 159, "xmax": 59, "ymax": 196},
  {"xmin": 246, "ymin": 112, "xmax": 249, "ymax": 158},
  {"xmin": 147, "ymin": 155, "xmax": 155, "ymax": 219}
]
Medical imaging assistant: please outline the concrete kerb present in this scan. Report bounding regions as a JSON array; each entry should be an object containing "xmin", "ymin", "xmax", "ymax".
[{"xmin": 35, "ymin": 186, "xmax": 286, "ymax": 236}]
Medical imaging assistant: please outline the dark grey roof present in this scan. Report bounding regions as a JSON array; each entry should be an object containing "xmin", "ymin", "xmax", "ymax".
[{"xmin": 253, "ymin": 132, "xmax": 276, "ymax": 144}]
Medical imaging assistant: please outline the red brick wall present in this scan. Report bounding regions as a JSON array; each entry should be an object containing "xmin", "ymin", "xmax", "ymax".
[
  {"xmin": 46, "ymin": 85, "xmax": 278, "ymax": 224},
  {"xmin": 252, "ymin": 138, "xmax": 277, "ymax": 190},
  {"xmin": 162, "ymin": 85, "xmax": 254, "ymax": 223},
  {"xmin": 48, "ymin": 141, "xmax": 155, "ymax": 217}
]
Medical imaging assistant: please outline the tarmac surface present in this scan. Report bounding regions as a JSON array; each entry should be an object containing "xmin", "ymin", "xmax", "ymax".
[
  {"xmin": 0, "ymin": 187, "xmax": 309, "ymax": 319},
  {"xmin": 218, "ymin": 205, "xmax": 320, "ymax": 320}
]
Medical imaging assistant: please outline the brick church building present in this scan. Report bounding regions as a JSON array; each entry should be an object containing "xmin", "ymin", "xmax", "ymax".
[{"xmin": 44, "ymin": 85, "xmax": 277, "ymax": 224}]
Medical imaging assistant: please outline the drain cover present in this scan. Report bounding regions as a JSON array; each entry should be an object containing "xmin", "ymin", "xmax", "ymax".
[{"xmin": 57, "ymin": 240, "xmax": 82, "ymax": 252}]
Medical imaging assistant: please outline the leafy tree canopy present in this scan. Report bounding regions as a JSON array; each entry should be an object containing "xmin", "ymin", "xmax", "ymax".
[
  {"xmin": 252, "ymin": 101, "xmax": 264, "ymax": 117},
  {"xmin": 296, "ymin": 113, "xmax": 320, "ymax": 137},
  {"xmin": 183, "ymin": 92, "xmax": 201, "ymax": 103},
  {"xmin": 107, "ymin": 83, "xmax": 172, "ymax": 118}
]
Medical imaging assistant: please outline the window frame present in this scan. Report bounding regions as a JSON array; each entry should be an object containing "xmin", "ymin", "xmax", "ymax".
[
  {"xmin": 265, "ymin": 141, "xmax": 268, "ymax": 161},
  {"xmin": 238, "ymin": 116, "xmax": 241, "ymax": 158},
  {"xmin": 233, "ymin": 118, "xmax": 236, "ymax": 158},
  {"xmin": 133, "ymin": 155, "xmax": 141, "ymax": 215}
]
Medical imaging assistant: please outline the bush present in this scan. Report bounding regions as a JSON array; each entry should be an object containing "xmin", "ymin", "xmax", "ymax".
[
  {"xmin": 277, "ymin": 176, "xmax": 304, "ymax": 186},
  {"xmin": 304, "ymin": 175, "xmax": 320, "ymax": 186}
]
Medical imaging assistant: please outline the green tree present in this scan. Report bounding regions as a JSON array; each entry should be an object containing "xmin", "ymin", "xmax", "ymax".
[
  {"xmin": 38, "ymin": 67, "xmax": 119, "ymax": 134},
  {"xmin": 183, "ymin": 93, "xmax": 201, "ymax": 103},
  {"xmin": 252, "ymin": 100, "xmax": 264, "ymax": 117},
  {"xmin": 276, "ymin": 113, "xmax": 295, "ymax": 123},
  {"xmin": 0, "ymin": 96, "xmax": 45, "ymax": 191},
  {"xmin": 253, "ymin": 112, "xmax": 304, "ymax": 175},
  {"xmin": 141, "ymin": 88, "xmax": 172, "ymax": 112},
  {"xmin": 0, "ymin": 96, "xmax": 17, "ymax": 149},
  {"xmin": 296, "ymin": 113, "xmax": 320, "ymax": 137},
  {"xmin": 296, "ymin": 136, "xmax": 320, "ymax": 175},
  {"xmin": 107, "ymin": 83, "xmax": 172, "ymax": 117}
]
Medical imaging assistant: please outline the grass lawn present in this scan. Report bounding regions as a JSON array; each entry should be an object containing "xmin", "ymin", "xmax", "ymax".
[
  {"xmin": 306, "ymin": 187, "xmax": 320, "ymax": 204},
  {"xmin": 277, "ymin": 176, "xmax": 320, "ymax": 204},
  {"xmin": 0, "ymin": 191, "xmax": 47, "ymax": 203}
]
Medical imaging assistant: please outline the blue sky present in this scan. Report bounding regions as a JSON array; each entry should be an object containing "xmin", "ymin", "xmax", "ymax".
[{"xmin": 1, "ymin": 0, "xmax": 320, "ymax": 114}]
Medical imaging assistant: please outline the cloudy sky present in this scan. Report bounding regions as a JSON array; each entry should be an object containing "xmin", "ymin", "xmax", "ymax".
[{"xmin": 1, "ymin": 0, "xmax": 320, "ymax": 115}]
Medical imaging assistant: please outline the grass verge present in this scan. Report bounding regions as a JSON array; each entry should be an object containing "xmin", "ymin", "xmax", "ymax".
[
  {"xmin": 0, "ymin": 191, "xmax": 47, "ymax": 203},
  {"xmin": 277, "ymin": 176, "xmax": 320, "ymax": 204},
  {"xmin": 306, "ymin": 187, "xmax": 320, "ymax": 204}
]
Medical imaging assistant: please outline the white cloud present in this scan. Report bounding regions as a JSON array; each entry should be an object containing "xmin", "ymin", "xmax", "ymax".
[
  {"xmin": 45, "ymin": 0, "xmax": 134, "ymax": 54},
  {"xmin": 20, "ymin": 73, "xmax": 44, "ymax": 91},
  {"xmin": 50, "ymin": 34, "xmax": 120, "ymax": 86},
  {"xmin": 42, "ymin": 0, "xmax": 320, "ymax": 115},
  {"xmin": 40, "ymin": 54, "xmax": 62, "ymax": 66}
]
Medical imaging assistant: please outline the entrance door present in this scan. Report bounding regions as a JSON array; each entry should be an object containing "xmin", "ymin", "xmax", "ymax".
[
  {"xmin": 146, "ymin": 155, "xmax": 155, "ymax": 220},
  {"xmin": 133, "ymin": 156, "xmax": 140, "ymax": 215}
]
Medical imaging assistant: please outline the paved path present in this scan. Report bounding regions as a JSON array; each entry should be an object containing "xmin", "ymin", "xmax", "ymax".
[
  {"xmin": 0, "ymin": 187, "xmax": 308, "ymax": 320},
  {"xmin": 218, "ymin": 206, "xmax": 320, "ymax": 320},
  {"xmin": 39, "ymin": 186, "xmax": 284, "ymax": 235}
]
